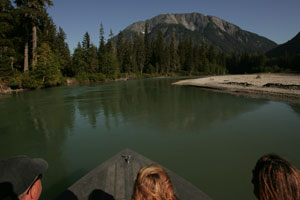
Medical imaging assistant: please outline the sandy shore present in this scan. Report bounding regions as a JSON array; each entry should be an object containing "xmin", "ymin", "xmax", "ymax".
[{"xmin": 173, "ymin": 74, "xmax": 300, "ymax": 102}]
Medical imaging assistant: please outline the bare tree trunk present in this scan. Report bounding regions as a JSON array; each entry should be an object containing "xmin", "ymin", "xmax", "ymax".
[
  {"xmin": 32, "ymin": 25, "xmax": 37, "ymax": 68},
  {"xmin": 10, "ymin": 57, "xmax": 14, "ymax": 71},
  {"xmin": 24, "ymin": 42, "xmax": 29, "ymax": 72}
]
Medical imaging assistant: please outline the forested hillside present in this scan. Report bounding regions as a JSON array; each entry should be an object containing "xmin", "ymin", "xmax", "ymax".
[
  {"xmin": 0, "ymin": 1, "xmax": 299, "ymax": 91},
  {"xmin": 266, "ymin": 32, "xmax": 300, "ymax": 57},
  {"xmin": 119, "ymin": 13, "xmax": 277, "ymax": 53}
]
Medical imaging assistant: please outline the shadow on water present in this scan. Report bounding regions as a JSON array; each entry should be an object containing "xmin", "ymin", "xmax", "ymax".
[{"xmin": 289, "ymin": 103, "xmax": 300, "ymax": 118}]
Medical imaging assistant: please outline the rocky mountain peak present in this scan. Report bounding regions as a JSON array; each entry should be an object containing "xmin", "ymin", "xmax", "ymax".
[
  {"xmin": 127, "ymin": 13, "xmax": 239, "ymax": 35},
  {"xmin": 121, "ymin": 12, "xmax": 277, "ymax": 53}
]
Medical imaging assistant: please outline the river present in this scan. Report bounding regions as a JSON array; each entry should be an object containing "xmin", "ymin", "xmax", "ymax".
[{"xmin": 0, "ymin": 78, "xmax": 300, "ymax": 200}]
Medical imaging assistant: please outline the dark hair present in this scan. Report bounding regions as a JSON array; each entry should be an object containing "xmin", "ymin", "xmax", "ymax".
[
  {"xmin": 252, "ymin": 154, "xmax": 300, "ymax": 200},
  {"xmin": 132, "ymin": 164, "xmax": 178, "ymax": 200}
]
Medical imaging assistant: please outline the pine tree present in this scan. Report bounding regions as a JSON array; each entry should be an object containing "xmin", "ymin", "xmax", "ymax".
[
  {"xmin": 199, "ymin": 41, "xmax": 209, "ymax": 73},
  {"xmin": 227, "ymin": 53, "xmax": 239, "ymax": 74},
  {"xmin": 183, "ymin": 36, "xmax": 193, "ymax": 73},
  {"xmin": 0, "ymin": 0, "xmax": 15, "ymax": 76},
  {"xmin": 13, "ymin": 4, "xmax": 30, "ymax": 71},
  {"xmin": 207, "ymin": 45, "xmax": 217, "ymax": 64},
  {"xmin": 169, "ymin": 32, "xmax": 179, "ymax": 73},
  {"xmin": 101, "ymin": 50, "xmax": 119, "ymax": 76},
  {"xmin": 193, "ymin": 45, "xmax": 201, "ymax": 73},
  {"xmin": 122, "ymin": 40, "xmax": 134, "ymax": 74},
  {"xmin": 87, "ymin": 44, "xmax": 98, "ymax": 73},
  {"xmin": 133, "ymin": 33, "xmax": 145, "ymax": 74},
  {"xmin": 55, "ymin": 27, "xmax": 71, "ymax": 76},
  {"xmin": 98, "ymin": 23, "xmax": 106, "ymax": 72},
  {"xmin": 106, "ymin": 29, "xmax": 114, "ymax": 54},
  {"xmin": 177, "ymin": 40, "xmax": 185, "ymax": 72},
  {"xmin": 143, "ymin": 23, "xmax": 152, "ymax": 73},
  {"xmin": 32, "ymin": 42, "xmax": 61, "ymax": 87},
  {"xmin": 14, "ymin": 0, "xmax": 53, "ymax": 70},
  {"xmin": 116, "ymin": 31, "xmax": 125, "ymax": 70},
  {"xmin": 72, "ymin": 42, "xmax": 87, "ymax": 75},
  {"xmin": 38, "ymin": 14, "xmax": 57, "ymax": 49},
  {"xmin": 82, "ymin": 32, "xmax": 91, "ymax": 54},
  {"xmin": 99, "ymin": 23, "xmax": 105, "ymax": 53},
  {"xmin": 103, "ymin": 30, "xmax": 119, "ymax": 76},
  {"xmin": 153, "ymin": 30, "xmax": 167, "ymax": 73}
]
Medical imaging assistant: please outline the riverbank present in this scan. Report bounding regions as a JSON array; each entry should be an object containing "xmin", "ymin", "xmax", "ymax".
[
  {"xmin": 0, "ymin": 80, "xmax": 24, "ymax": 95},
  {"xmin": 173, "ymin": 73, "xmax": 300, "ymax": 102},
  {"xmin": 0, "ymin": 73, "xmax": 175, "ymax": 95}
]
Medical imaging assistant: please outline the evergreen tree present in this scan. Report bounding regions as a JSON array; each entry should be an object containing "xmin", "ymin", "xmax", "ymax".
[
  {"xmin": 153, "ymin": 30, "xmax": 169, "ymax": 73},
  {"xmin": 177, "ymin": 40, "xmax": 185, "ymax": 72},
  {"xmin": 199, "ymin": 41, "xmax": 209, "ymax": 73},
  {"xmin": 37, "ymin": 12, "xmax": 57, "ymax": 50},
  {"xmin": 0, "ymin": 0, "xmax": 15, "ymax": 76},
  {"xmin": 116, "ymin": 31, "xmax": 125, "ymax": 70},
  {"xmin": 78, "ymin": 33, "xmax": 98, "ymax": 74},
  {"xmin": 82, "ymin": 32, "xmax": 91, "ymax": 55},
  {"xmin": 30, "ymin": 42, "xmax": 61, "ymax": 87},
  {"xmin": 13, "ymin": 4, "xmax": 30, "ymax": 71},
  {"xmin": 133, "ymin": 33, "xmax": 145, "ymax": 74},
  {"xmin": 55, "ymin": 27, "xmax": 71, "ymax": 76},
  {"xmin": 183, "ymin": 36, "xmax": 193, "ymax": 73},
  {"xmin": 99, "ymin": 23, "xmax": 105, "ymax": 53},
  {"xmin": 98, "ymin": 23, "xmax": 106, "ymax": 72},
  {"xmin": 72, "ymin": 42, "xmax": 87, "ymax": 75},
  {"xmin": 226, "ymin": 53, "xmax": 239, "ymax": 74},
  {"xmin": 169, "ymin": 32, "xmax": 179, "ymax": 72},
  {"xmin": 192, "ymin": 45, "xmax": 200, "ymax": 73},
  {"xmin": 103, "ymin": 30, "xmax": 119, "ymax": 76},
  {"xmin": 106, "ymin": 29, "xmax": 114, "ymax": 54},
  {"xmin": 87, "ymin": 44, "xmax": 98, "ymax": 73},
  {"xmin": 207, "ymin": 45, "xmax": 217, "ymax": 64},
  {"xmin": 122, "ymin": 40, "xmax": 134, "ymax": 73},
  {"xmin": 240, "ymin": 52, "xmax": 251, "ymax": 73},
  {"xmin": 101, "ymin": 50, "xmax": 119, "ymax": 76},
  {"xmin": 143, "ymin": 23, "xmax": 152, "ymax": 73},
  {"xmin": 14, "ymin": 0, "xmax": 53, "ymax": 70}
]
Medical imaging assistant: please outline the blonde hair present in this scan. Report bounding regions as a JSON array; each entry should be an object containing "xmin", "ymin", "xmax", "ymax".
[
  {"xmin": 252, "ymin": 154, "xmax": 300, "ymax": 200},
  {"xmin": 132, "ymin": 164, "xmax": 178, "ymax": 200}
]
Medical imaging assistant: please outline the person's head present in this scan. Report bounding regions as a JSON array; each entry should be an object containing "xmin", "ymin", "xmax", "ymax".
[
  {"xmin": 0, "ymin": 155, "xmax": 48, "ymax": 200},
  {"xmin": 132, "ymin": 164, "xmax": 178, "ymax": 200},
  {"xmin": 251, "ymin": 154, "xmax": 300, "ymax": 200}
]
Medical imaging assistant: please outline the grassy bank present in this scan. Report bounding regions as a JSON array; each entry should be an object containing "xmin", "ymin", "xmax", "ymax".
[{"xmin": 0, "ymin": 72, "xmax": 182, "ymax": 95}]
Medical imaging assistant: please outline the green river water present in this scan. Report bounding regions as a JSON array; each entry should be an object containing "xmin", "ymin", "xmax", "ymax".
[{"xmin": 0, "ymin": 78, "xmax": 300, "ymax": 200}]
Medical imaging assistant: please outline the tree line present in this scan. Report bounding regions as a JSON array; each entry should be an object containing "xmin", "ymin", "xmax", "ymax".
[
  {"xmin": 1, "ymin": 0, "xmax": 299, "ymax": 90},
  {"xmin": 0, "ymin": 0, "xmax": 70, "ymax": 89}
]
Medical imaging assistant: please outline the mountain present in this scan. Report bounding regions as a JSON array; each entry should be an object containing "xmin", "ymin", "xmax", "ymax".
[
  {"xmin": 118, "ymin": 13, "xmax": 277, "ymax": 54},
  {"xmin": 266, "ymin": 32, "xmax": 300, "ymax": 57}
]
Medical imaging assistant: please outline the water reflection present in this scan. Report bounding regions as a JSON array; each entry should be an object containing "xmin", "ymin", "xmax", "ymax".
[
  {"xmin": 0, "ymin": 88, "xmax": 76, "ymax": 199},
  {"xmin": 75, "ymin": 79, "xmax": 268, "ymax": 133},
  {"xmin": 2, "ymin": 78, "xmax": 298, "ymax": 200}
]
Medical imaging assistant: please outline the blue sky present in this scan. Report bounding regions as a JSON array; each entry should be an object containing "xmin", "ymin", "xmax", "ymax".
[{"xmin": 48, "ymin": 0, "xmax": 300, "ymax": 52}]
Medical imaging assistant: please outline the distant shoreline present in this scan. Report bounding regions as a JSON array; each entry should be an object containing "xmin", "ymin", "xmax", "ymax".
[
  {"xmin": 173, "ymin": 73, "xmax": 300, "ymax": 103},
  {"xmin": 0, "ymin": 74, "xmax": 160, "ymax": 95}
]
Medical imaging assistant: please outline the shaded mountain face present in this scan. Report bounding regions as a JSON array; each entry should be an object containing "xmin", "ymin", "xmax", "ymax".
[
  {"xmin": 119, "ymin": 13, "xmax": 277, "ymax": 53},
  {"xmin": 266, "ymin": 32, "xmax": 300, "ymax": 57}
]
